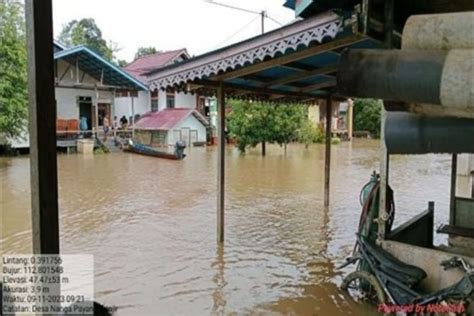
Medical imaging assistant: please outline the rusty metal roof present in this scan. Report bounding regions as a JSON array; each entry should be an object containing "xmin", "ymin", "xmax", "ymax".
[{"xmin": 134, "ymin": 108, "xmax": 209, "ymax": 131}]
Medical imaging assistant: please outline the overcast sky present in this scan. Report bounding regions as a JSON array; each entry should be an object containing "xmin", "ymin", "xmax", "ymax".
[{"xmin": 52, "ymin": 0, "xmax": 295, "ymax": 62}]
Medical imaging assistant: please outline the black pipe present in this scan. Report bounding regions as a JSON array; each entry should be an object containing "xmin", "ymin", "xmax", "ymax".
[
  {"xmin": 337, "ymin": 49, "xmax": 446, "ymax": 105},
  {"xmin": 385, "ymin": 112, "xmax": 474, "ymax": 154}
]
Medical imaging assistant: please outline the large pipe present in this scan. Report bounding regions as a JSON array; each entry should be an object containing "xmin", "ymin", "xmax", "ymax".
[
  {"xmin": 337, "ymin": 49, "xmax": 474, "ymax": 109},
  {"xmin": 385, "ymin": 112, "xmax": 474, "ymax": 154},
  {"xmin": 403, "ymin": 12, "xmax": 474, "ymax": 50},
  {"xmin": 385, "ymin": 101, "xmax": 474, "ymax": 119}
]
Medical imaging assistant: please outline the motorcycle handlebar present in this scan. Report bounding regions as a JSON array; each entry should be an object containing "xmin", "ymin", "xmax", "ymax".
[
  {"xmin": 337, "ymin": 256, "xmax": 360, "ymax": 269},
  {"xmin": 440, "ymin": 257, "xmax": 473, "ymax": 273}
]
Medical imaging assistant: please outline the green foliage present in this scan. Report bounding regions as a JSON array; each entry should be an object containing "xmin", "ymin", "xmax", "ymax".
[
  {"xmin": 353, "ymin": 98, "xmax": 382, "ymax": 138},
  {"xmin": 117, "ymin": 59, "xmax": 128, "ymax": 67},
  {"xmin": 94, "ymin": 147, "xmax": 105, "ymax": 155},
  {"xmin": 331, "ymin": 137, "xmax": 341, "ymax": 145},
  {"xmin": 134, "ymin": 46, "xmax": 158, "ymax": 60},
  {"xmin": 227, "ymin": 100, "xmax": 305, "ymax": 153},
  {"xmin": 0, "ymin": 0, "xmax": 28, "ymax": 140},
  {"xmin": 298, "ymin": 119, "xmax": 323, "ymax": 147},
  {"xmin": 58, "ymin": 18, "xmax": 118, "ymax": 61}
]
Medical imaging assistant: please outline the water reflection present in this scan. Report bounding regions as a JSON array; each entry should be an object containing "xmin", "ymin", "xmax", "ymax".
[
  {"xmin": 0, "ymin": 140, "xmax": 456, "ymax": 315},
  {"xmin": 211, "ymin": 245, "xmax": 226, "ymax": 315}
]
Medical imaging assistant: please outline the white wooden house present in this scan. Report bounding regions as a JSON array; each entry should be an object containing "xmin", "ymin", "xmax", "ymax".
[
  {"xmin": 2, "ymin": 41, "xmax": 148, "ymax": 148},
  {"xmin": 133, "ymin": 108, "xmax": 208, "ymax": 147}
]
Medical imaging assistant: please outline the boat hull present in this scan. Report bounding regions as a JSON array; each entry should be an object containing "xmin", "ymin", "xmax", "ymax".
[{"xmin": 126, "ymin": 143, "xmax": 185, "ymax": 160}]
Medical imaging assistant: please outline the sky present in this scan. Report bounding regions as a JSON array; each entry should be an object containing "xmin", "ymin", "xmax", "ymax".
[{"xmin": 52, "ymin": 0, "xmax": 295, "ymax": 62}]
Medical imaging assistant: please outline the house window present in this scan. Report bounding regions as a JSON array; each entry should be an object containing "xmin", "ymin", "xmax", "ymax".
[
  {"xmin": 152, "ymin": 131, "xmax": 167, "ymax": 145},
  {"xmin": 166, "ymin": 93, "xmax": 175, "ymax": 109},
  {"xmin": 151, "ymin": 99, "xmax": 159, "ymax": 112},
  {"xmin": 151, "ymin": 89, "xmax": 159, "ymax": 112},
  {"xmin": 115, "ymin": 90, "xmax": 138, "ymax": 98},
  {"xmin": 115, "ymin": 90, "xmax": 128, "ymax": 97}
]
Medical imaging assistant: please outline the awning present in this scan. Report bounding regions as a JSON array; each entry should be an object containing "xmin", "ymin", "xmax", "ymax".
[
  {"xmin": 147, "ymin": 11, "xmax": 381, "ymax": 101},
  {"xmin": 54, "ymin": 46, "xmax": 148, "ymax": 91}
]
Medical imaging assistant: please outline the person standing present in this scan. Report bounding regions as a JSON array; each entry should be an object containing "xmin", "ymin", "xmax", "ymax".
[
  {"xmin": 103, "ymin": 116, "xmax": 110, "ymax": 141},
  {"xmin": 120, "ymin": 115, "xmax": 128, "ymax": 129},
  {"xmin": 80, "ymin": 116, "xmax": 89, "ymax": 138}
]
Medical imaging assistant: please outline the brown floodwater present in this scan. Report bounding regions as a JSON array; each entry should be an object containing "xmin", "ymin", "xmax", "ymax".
[{"xmin": 1, "ymin": 139, "xmax": 460, "ymax": 315}]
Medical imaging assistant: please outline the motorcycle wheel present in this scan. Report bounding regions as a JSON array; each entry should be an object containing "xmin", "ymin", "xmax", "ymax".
[{"xmin": 341, "ymin": 271, "xmax": 386, "ymax": 305}]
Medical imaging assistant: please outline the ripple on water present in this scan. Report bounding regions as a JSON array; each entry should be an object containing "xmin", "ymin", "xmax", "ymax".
[{"xmin": 1, "ymin": 141, "xmax": 456, "ymax": 315}]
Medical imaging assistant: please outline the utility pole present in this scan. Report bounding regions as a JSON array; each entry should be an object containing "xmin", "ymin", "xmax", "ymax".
[{"xmin": 206, "ymin": 1, "xmax": 278, "ymax": 35}]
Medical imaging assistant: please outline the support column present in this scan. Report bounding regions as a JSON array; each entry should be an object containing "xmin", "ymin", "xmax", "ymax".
[
  {"xmin": 131, "ymin": 94, "xmax": 135, "ymax": 139},
  {"xmin": 377, "ymin": 2, "xmax": 394, "ymax": 242},
  {"xmin": 94, "ymin": 87, "xmax": 99, "ymax": 138},
  {"xmin": 347, "ymin": 98, "xmax": 354, "ymax": 141},
  {"xmin": 384, "ymin": 0, "xmax": 394, "ymax": 48},
  {"xmin": 450, "ymin": 154, "xmax": 458, "ymax": 225},
  {"xmin": 25, "ymin": 0, "xmax": 60, "ymax": 254},
  {"xmin": 378, "ymin": 108, "xmax": 389, "ymax": 241},
  {"xmin": 324, "ymin": 96, "xmax": 332, "ymax": 207},
  {"xmin": 471, "ymin": 172, "xmax": 474, "ymax": 198},
  {"xmin": 217, "ymin": 83, "xmax": 225, "ymax": 243}
]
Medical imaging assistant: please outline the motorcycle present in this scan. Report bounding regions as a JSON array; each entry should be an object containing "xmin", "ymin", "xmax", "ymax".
[{"xmin": 339, "ymin": 234, "xmax": 474, "ymax": 314}]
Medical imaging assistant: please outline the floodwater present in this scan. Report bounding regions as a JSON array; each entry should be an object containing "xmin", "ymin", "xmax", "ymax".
[{"xmin": 1, "ymin": 139, "xmax": 462, "ymax": 315}]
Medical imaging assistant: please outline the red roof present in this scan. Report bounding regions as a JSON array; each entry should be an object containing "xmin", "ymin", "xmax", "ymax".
[
  {"xmin": 123, "ymin": 49, "xmax": 188, "ymax": 82},
  {"xmin": 134, "ymin": 108, "xmax": 208, "ymax": 131}
]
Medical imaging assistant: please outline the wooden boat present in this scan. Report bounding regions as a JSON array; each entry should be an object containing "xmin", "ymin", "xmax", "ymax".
[{"xmin": 125, "ymin": 141, "xmax": 186, "ymax": 160}]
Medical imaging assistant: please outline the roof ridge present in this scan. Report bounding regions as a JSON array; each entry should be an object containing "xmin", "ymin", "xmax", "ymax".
[{"xmin": 134, "ymin": 49, "xmax": 184, "ymax": 61}]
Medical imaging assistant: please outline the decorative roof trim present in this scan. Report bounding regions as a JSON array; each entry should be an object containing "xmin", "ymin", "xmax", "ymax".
[{"xmin": 148, "ymin": 12, "xmax": 344, "ymax": 90}]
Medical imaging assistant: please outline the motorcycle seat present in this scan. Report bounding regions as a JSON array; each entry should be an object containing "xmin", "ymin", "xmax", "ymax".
[{"xmin": 362, "ymin": 238, "xmax": 427, "ymax": 287}]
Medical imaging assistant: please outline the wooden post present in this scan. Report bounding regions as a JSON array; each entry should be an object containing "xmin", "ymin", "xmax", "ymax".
[
  {"xmin": 450, "ymin": 154, "xmax": 458, "ymax": 225},
  {"xmin": 384, "ymin": 0, "xmax": 394, "ymax": 48},
  {"xmin": 347, "ymin": 98, "xmax": 354, "ymax": 141},
  {"xmin": 25, "ymin": 0, "xmax": 60, "ymax": 254},
  {"xmin": 94, "ymin": 87, "xmax": 99, "ymax": 139},
  {"xmin": 131, "ymin": 94, "xmax": 135, "ymax": 139},
  {"xmin": 217, "ymin": 82, "xmax": 225, "ymax": 243},
  {"xmin": 112, "ymin": 89, "xmax": 117, "ymax": 139},
  {"xmin": 378, "ymin": 108, "xmax": 389, "ymax": 241},
  {"xmin": 471, "ymin": 172, "xmax": 474, "ymax": 198},
  {"xmin": 324, "ymin": 96, "xmax": 332, "ymax": 207},
  {"xmin": 377, "ymin": 1, "xmax": 394, "ymax": 241},
  {"xmin": 361, "ymin": 0, "xmax": 369, "ymax": 34}
]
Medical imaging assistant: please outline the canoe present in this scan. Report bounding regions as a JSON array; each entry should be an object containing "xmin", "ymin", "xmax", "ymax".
[{"xmin": 125, "ymin": 142, "xmax": 186, "ymax": 160}]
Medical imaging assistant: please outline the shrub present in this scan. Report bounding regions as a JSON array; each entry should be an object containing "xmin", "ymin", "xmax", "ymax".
[{"xmin": 353, "ymin": 99, "xmax": 382, "ymax": 138}]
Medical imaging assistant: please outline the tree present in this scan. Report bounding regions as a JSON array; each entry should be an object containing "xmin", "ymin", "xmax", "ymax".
[
  {"xmin": 117, "ymin": 59, "xmax": 128, "ymax": 67},
  {"xmin": 0, "ymin": 0, "xmax": 28, "ymax": 141},
  {"xmin": 58, "ymin": 18, "xmax": 118, "ymax": 61},
  {"xmin": 272, "ymin": 104, "xmax": 305, "ymax": 151},
  {"xmin": 353, "ymin": 98, "xmax": 382, "ymax": 138},
  {"xmin": 134, "ymin": 46, "xmax": 158, "ymax": 60},
  {"xmin": 298, "ymin": 119, "xmax": 323, "ymax": 148},
  {"xmin": 227, "ymin": 100, "xmax": 306, "ymax": 155}
]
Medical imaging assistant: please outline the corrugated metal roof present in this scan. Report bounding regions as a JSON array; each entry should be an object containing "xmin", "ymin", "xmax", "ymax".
[
  {"xmin": 134, "ymin": 108, "xmax": 208, "ymax": 131},
  {"xmin": 54, "ymin": 46, "xmax": 148, "ymax": 91},
  {"xmin": 124, "ymin": 49, "xmax": 188, "ymax": 83}
]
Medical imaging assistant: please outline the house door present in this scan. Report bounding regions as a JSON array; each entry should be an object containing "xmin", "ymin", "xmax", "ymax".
[
  {"xmin": 98, "ymin": 103, "xmax": 111, "ymax": 126},
  {"xmin": 181, "ymin": 128, "xmax": 190, "ymax": 146},
  {"xmin": 79, "ymin": 99, "xmax": 92, "ymax": 131},
  {"xmin": 190, "ymin": 130, "xmax": 198, "ymax": 145}
]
